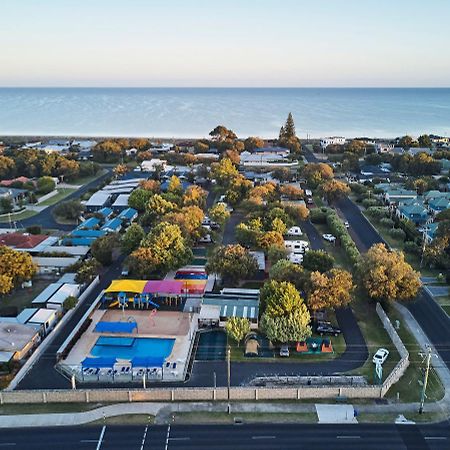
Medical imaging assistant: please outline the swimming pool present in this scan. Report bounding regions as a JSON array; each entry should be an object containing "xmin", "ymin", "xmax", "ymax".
[{"xmin": 90, "ymin": 336, "xmax": 175, "ymax": 364}]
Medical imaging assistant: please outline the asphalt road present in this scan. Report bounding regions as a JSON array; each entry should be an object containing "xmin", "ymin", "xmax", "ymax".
[
  {"xmin": 1, "ymin": 422, "xmax": 449, "ymax": 449},
  {"xmin": 336, "ymin": 195, "xmax": 450, "ymax": 374},
  {"xmin": 15, "ymin": 169, "xmax": 113, "ymax": 231}
]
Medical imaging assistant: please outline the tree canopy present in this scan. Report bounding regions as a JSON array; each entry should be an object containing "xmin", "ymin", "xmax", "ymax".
[
  {"xmin": 206, "ymin": 244, "xmax": 258, "ymax": 283},
  {"xmin": 319, "ymin": 179, "xmax": 350, "ymax": 203},
  {"xmin": 225, "ymin": 317, "xmax": 251, "ymax": 347},
  {"xmin": 307, "ymin": 268, "xmax": 355, "ymax": 310},
  {"xmin": 358, "ymin": 243, "xmax": 421, "ymax": 302},
  {"xmin": 302, "ymin": 250, "xmax": 334, "ymax": 273},
  {"xmin": 0, "ymin": 246, "xmax": 37, "ymax": 295}
]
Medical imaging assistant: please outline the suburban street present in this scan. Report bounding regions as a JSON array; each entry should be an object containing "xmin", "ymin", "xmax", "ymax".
[
  {"xmin": 1, "ymin": 422, "xmax": 448, "ymax": 449},
  {"xmin": 304, "ymin": 146, "xmax": 450, "ymax": 379}
]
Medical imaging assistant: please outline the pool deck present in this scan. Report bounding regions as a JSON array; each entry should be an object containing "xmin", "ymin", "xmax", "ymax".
[{"xmin": 62, "ymin": 309, "xmax": 197, "ymax": 381}]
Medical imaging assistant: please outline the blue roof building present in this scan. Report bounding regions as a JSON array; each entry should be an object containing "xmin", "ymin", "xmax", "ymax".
[
  {"xmin": 397, "ymin": 201, "xmax": 429, "ymax": 225},
  {"xmin": 97, "ymin": 207, "xmax": 113, "ymax": 218},
  {"xmin": 76, "ymin": 217, "xmax": 100, "ymax": 230},
  {"xmin": 70, "ymin": 229, "xmax": 106, "ymax": 238},
  {"xmin": 101, "ymin": 217, "xmax": 122, "ymax": 233},
  {"xmin": 62, "ymin": 237, "xmax": 98, "ymax": 246},
  {"xmin": 118, "ymin": 208, "xmax": 138, "ymax": 223}
]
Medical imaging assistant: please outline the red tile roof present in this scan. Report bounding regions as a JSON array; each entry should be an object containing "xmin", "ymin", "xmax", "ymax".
[
  {"xmin": 0, "ymin": 177, "xmax": 31, "ymax": 187},
  {"xmin": 0, "ymin": 233, "xmax": 48, "ymax": 249}
]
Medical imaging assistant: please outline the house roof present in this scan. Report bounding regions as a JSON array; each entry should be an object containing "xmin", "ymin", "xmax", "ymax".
[
  {"xmin": 399, "ymin": 202, "xmax": 427, "ymax": 216},
  {"xmin": 70, "ymin": 229, "xmax": 106, "ymax": 238},
  {"xmin": 0, "ymin": 176, "xmax": 31, "ymax": 187},
  {"xmin": 101, "ymin": 218, "xmax": 122, "ymax": 231},
  {"xmin": 97, "ymin": 207, "xmax": 113, "ymax": 217},
  {"xmin": 77, "ymin": 217, "xmax": 100, "ymax": 230},
  {"xmin": 118, "ymin": 208, "xmax": 138, "ymax": 220},
  {"xmin": 0, "ymin": 321, "xmax": 38, "ymax": 353},
  {"xmin": 111, "ymin": 194, "xmax": 130, "ymax": 208},
  {"xmin": 0, "ymin": 233, "xmax": 48, "ymax": 249},
  {"xmin": 84, "ymin": 192, "xmax": 111, "ymax": 207}
]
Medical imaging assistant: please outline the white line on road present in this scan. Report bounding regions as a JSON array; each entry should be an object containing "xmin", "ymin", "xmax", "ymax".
[
  {"xmin": 96, "ymin": 426, "xmax": 106, "ymax": 450},
  {"xmin": 140, "ymin": 425, "xmax": 149, "ymax": 450},
  {"xmin": 0, "ymin": 444, "xmax": 17, "ymax": 447},
  {"xmin": 80, "ymin": 440, "xmax": 98, "ymax": 443},
  {"xmin": 164, "ymin": 425, "xmax": 171, "ymax": 450},
  {"xmin": 168, "ymin": 437, "xmax": 191, "ymax": 441},
  {"xmin": 251, "ymin": 436, "xmax": 276, "ymax": 439},
  {"xmin": 425, "ymin": 436, "xmax": 447, "ymax": 440},
  {"xmin": 336, "ymin": 435, "xmax": 361, "ymax": 439}
]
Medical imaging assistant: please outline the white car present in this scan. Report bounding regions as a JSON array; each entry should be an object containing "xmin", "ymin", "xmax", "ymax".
[
  {"xmin": 322, "ymin": 233, "xmax": 336, "ymax": 243},
  {"xmin": 373, "ymin": 348, "xmax": 389, "ymax": 365},
  {"xmin": 286, "ymin": 226, "xmax": 303, "ymax": 237},
  {"xmin": 279, "ymin": 345, "xmax": 290, "ymax": 357},
  {"xmin": 288, "ymin": 253, "xmax": 303, "ymax": 265},
  {"xmin": 198, "ymin": 234, "xmax": 212, "ymax": 243},
  {"xmin": 344, "ymin": 221, "xmax": 349, "ymax": 228}
]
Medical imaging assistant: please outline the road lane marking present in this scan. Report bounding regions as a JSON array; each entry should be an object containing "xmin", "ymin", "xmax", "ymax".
[
  {"xmin": 96, "ymin": 426, "xmax": 106, "ymax": 450},
  {"xmin": 425, "ymin": 437, "xmax": 447, "ymax": 440},
  {"xmin": 140, "ymin": 425, "xmax": 149, "ymax": 450},
  {"xmin": 0, "ymin": 444, "xmax": 16, "ymax": 447},
  {"xmin": 168, "ymin": 438, "xmax": 190, "ymax": 441},
  {"xmin": 164, "ymin": 425, "xmax": 171, "ymax": 450},
  {"xmin": 252, "ymin": 436, "xmax": 276, "ymax": 439},
  {"xmin": 80, "ymin": 440, "xmax": 98, "ymax": 443},
  {"xmin": 336, "ymin": 435, "xmax": 360, "ymax": 439}
]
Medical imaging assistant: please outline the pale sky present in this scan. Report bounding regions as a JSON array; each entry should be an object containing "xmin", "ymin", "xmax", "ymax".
[{"xmin": 1, "ymin": 0, "xmax": 449, "ymax": 87}]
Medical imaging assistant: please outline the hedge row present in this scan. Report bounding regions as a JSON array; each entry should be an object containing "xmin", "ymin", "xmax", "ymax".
[{"xmin": 325, "ymin": 209, "xmax": 360, "ymax": 266}]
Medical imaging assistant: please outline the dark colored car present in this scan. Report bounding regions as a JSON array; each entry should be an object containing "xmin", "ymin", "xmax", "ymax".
[{"xmin": 316, "ymin": 323, "xmax": 342, "ymax": 337}]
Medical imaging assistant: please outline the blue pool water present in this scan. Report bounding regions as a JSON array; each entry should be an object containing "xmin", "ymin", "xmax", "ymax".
[{"xmin": 90, "ymin": 336, "xmax": 175, "ymax": 362}]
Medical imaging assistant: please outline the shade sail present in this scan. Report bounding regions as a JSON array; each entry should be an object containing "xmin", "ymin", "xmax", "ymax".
[
  {"xmin": 94, "ymin": 321, "xmax": 137, "ymax": 333},
  {"xmin": 131, "ymin": 356, "xmax": 165, "ymax": 367},
  {"xmin": 143, "ymin": 280, "xmax": 183, "ymax": 295},
  {"xmin": 105, "ymin": 280, "xmax": 147, "ymax": 294},
  {"xmin": 82, "ymin": 357, "xmax": 116, "ymax": 368}
]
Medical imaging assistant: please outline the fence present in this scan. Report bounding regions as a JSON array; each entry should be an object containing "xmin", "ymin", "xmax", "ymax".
[
  {"xmin": 0, "ymin": 385, "xmax": 384, "ymax": 405},
  {"xmin": 5, "ymin": 276, "xmax": 100, "ymax": 391},
  {"xmin": 376, "ymin": 303, "xmax": 410, "ymax": 396}
]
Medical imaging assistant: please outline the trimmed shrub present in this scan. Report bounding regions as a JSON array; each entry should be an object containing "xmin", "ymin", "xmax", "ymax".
[
  {"xmin": 309, "ymin": 207, "xmax": 328, "ymax": 224},
  {"xmin": 362, "ymin": 198, "xmax": 380, "ymax": 208},
  {"xmin": 389, "ymin": 228, "xmax": 406, "ymax": 241},
  {"xmin": 404, "ymin": 241, "xmax": 421, "ymax": 255},
  {"xmin": 366, "ymin": 206, "xmax": 388, "ymax": 220},
  {"xmin": 379, "ymin": 218, "xmax": 395, "ymax": 228}
]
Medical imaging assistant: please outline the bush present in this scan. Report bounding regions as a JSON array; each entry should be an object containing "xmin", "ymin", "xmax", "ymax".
[
  {"xmin": 379, "ymin": 218, "xmax": 394, "ymax": 228},
  {"xmin": 309, "ymin": 207, "xmax": 328, "ymax": 224},
  {"xmin": 26, "ymin": 225, "xmax": 42, "ymax": 235},
  {"xmin": 366, "ymin": 206, "xmax": 388, "ymax": 220},
  {"xmin": 404, "ymin": 240, "xmax": 421, "ymax": 255},
  {"xmin": 389, "ymin": 228, "xmax": 406, "ymax": 241},
  {"xmin": 362, "ymin": 198, "xmax": 379, "ymax": 208},
  {"xmin": 36, "ymin": 176, "xmax": 56, "ymax": 194},
  {"xmin": 63, "ymin": 296, "xmax": 77, "ymax": 310},
  {"xmin": 53, "ymin": 200, "xmax": 84, "ymax": 220}
]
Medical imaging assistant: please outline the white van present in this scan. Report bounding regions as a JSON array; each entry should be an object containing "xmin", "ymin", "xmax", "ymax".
[{"xmin": 284, "ymin": 240, "xmax": 309, "ymax": 254}]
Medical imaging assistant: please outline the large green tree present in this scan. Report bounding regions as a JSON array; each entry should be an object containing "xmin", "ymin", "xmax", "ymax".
[
  {"xmin": 307, "ymin": 268, "xmax": 355, "ymax": 310},
  {"xmin": 260, "ymin": 280, "xmax": 305, "ymax": 317},
  {"xmin": 225, "ymin": 317, "xmax": 251, "ymax": 347},
  {"xmin": 206, "ymin": 244, "xmax": 258, "ymax": 283},
  {"xmin": 358, "ymin": 243, "xmax": 421, "ymax": 302},
  {"xmin": 260, "ymin": 309, "xmax": 311, "ymax": 344},
  {"xmin": 303, "ymin": 250, "xmax": 335, "ymax": 273},
  {"xmin": 121, "ymin": 223, "xmax": 145, "ymax": 254}
]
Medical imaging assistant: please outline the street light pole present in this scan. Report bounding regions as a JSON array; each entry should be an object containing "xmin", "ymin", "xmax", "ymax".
[
  {"xmin": 419, "ymin": 347, "xmax": 432, "ymax": 414},
  {"xmin": 420, "ymin": 226, "xmax": 430, "ymax": 268},
  {"xmin": 227, "ymin": 345, "xmax": 231, "ymax": 414}
]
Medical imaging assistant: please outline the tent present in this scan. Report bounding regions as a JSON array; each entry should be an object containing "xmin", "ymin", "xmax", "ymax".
[
  {"xmin": 81, "ymin": 357, "xmax": 116, "ymax": 368},
  {"xmin": 94, "ymin": 321, "xmax": 137, "ymax": 333}
]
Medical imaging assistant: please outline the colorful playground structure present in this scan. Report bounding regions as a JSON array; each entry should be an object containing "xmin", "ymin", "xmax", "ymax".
[{"xmin": 296, "ymin": 338, "xmax": 333, "ymax": 354}]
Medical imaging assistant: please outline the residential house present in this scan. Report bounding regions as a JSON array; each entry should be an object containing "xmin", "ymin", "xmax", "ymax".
[
  {"xmin": 408, "ymin": 147, "xmax": 433, "ymax": 156},
  {"xmin": 97, "ymin": 207, "xmax": 113, "ymax": 219},
  {"xmin": 101, "ymin": 218, "xmax": 122, "ymax": 233},
  {"xmin": 118, "ymin": 208, "xmax": 138, "ymax": 223},
  {"xmin": 428, "ymin": 196, "xmax": 450, "ymax": 215},
  {"xmin": 0, "ymin": 187, "xmax": 28, "ymax": 209},
  {"xmin": 383, "ymin": 189, "xmax": 417, "ymax": 205},
  {"xmin": 77, "ymin": 217, "xmax": 100, "ymax": 230},
  {"xmin": 397, "ymin": 200, "xmax": 429, "ymax": 225},
  {"xmin": 424, "ymin": 222, "xmax": 440, "ymax": 243},
  {"xmin": 375, "ymin": 142, "xmax": 394, "ymax": 153},
  {"xmin": 320, "ymin": 137, "xmax": 346, "ymax": 149},
  {"xmin": 0, "ymin": 321, "xmax": 40, "ymax": 362},
  {"xmin": 84, "ymin": 192, "xmax": 112, "ymax": 211}
]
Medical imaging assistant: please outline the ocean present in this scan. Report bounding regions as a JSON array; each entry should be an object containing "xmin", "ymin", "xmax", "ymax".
[{"xmin": 0, "ymin": 88, "xmax": 449, "ymax": 139}]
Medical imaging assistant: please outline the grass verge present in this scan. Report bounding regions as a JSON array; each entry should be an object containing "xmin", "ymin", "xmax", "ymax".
[
  {"xmin": 38, "ymin": 188, "xmax": 76, "ymax": 206},
  {"xmin": 0, "ymin": 209, "xmax": 37, "ymax": 223}
]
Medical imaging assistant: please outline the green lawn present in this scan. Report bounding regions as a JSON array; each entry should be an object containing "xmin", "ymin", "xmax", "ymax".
[
  {"xmin": 0, "ymin": 209, "xmax": 38, "ymax": 223},
  {"xmin": 71, "ymin": 168, "xmax": 108, "ymax": 186},
  {"xmin": 385, "ymin": 308, "xmax": 445, "ymax": 403},
  {"xmin": 0, "ymin": 279, "xmax": 55, "ymax": 314},
  {"xmin": 38, "ymin": 188, "xmax": 77, "ymax": 206},
  {"xmin": 172, "ymin": 412, "xmax": 318, "ymax": 424}
]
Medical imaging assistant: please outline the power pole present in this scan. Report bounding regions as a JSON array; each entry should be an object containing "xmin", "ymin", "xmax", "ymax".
[
  {"xmin": 420, "ymin": 226, "xmax": 430, "ymax": 268},
  {"xmin": 419, "ymin": 347, "xmax": 432, "ymax": 414},
  {"xmin": 227, "ymin": 345, "xmax": 231, "ymax": 414}
]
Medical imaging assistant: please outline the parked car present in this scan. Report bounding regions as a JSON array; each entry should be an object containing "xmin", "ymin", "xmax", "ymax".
[
  {"xmin": 286, "ymin": 226, "xmax": 303, "ymax": 236},
  {"xmin": 373, "ymin": 348, "xmax": 389, "ymax": 365},
  {"xmin": 322, "ymin": 233, "xmax": 336, "ymax": 243},
  {"xmin": 316, "ymin": 323, "xmax": 342, "ymax": 336},
  {"xmin": 288, "ymin": 253, "xmax": 303, "ymax": 265},
  {"xmin": 344, "ymin": 221, "xmax": 349, "ymax": 228},
  {"xmin": 121, "ymin": 268, "xmax": 129, "ymax": 277},
  {"xmin": 199, "ymin": 234, "xmax": 212, "ymax": 243},
  {"xmin": 279, "ymin": 344, "xmax": 290, "ymax": 357}
]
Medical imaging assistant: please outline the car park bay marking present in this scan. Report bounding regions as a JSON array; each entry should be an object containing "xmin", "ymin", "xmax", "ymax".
[
  {"xmin": 252, "ymin": 435, "xmax": 276, "ymax": 439},
  {"xmin": 96, "ymin": 426, "xmax": 106, "ymax": 450},
  {"xmin": 336, "ymin": 435, "xmax": 360, "ymax": 439}
]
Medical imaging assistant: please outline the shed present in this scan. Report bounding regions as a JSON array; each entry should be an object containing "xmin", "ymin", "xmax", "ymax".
[
  {"xmin": 0, "ymin": 321, "xmax": 40, "ymax": 360},
  {"xmin": 118, "ymin": 208, "xmax": 138, "ymax": 223},
  {"xmin": 77, "ymin": 217, "xmax": 100, "ymax": 230},
  {"xmin": 111, "ymin": 194, "xmax": 131, "ymax": 210},
  {"xmin": 97, "ymin": 207, "xmax": 113, "ymax": 219},
  {"xmin": 26, "ymin": 308, "xmax": 58, "ymax": 335},
  {"xmin": 101, "ymin": 217, "xmax": 122, "ymax": 233},
  {"xmin": 32, "ymin": 256, "xmax": 81, "ymax": 274},
  {"xmin": 84, "ymin": 192, "xmax": 111, "ymax": 210}
]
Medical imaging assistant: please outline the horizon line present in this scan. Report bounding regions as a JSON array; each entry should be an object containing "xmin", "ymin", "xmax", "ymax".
[{"xmin": 1, "ymin": 86, "xmax": 450, "ymax": 89}]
